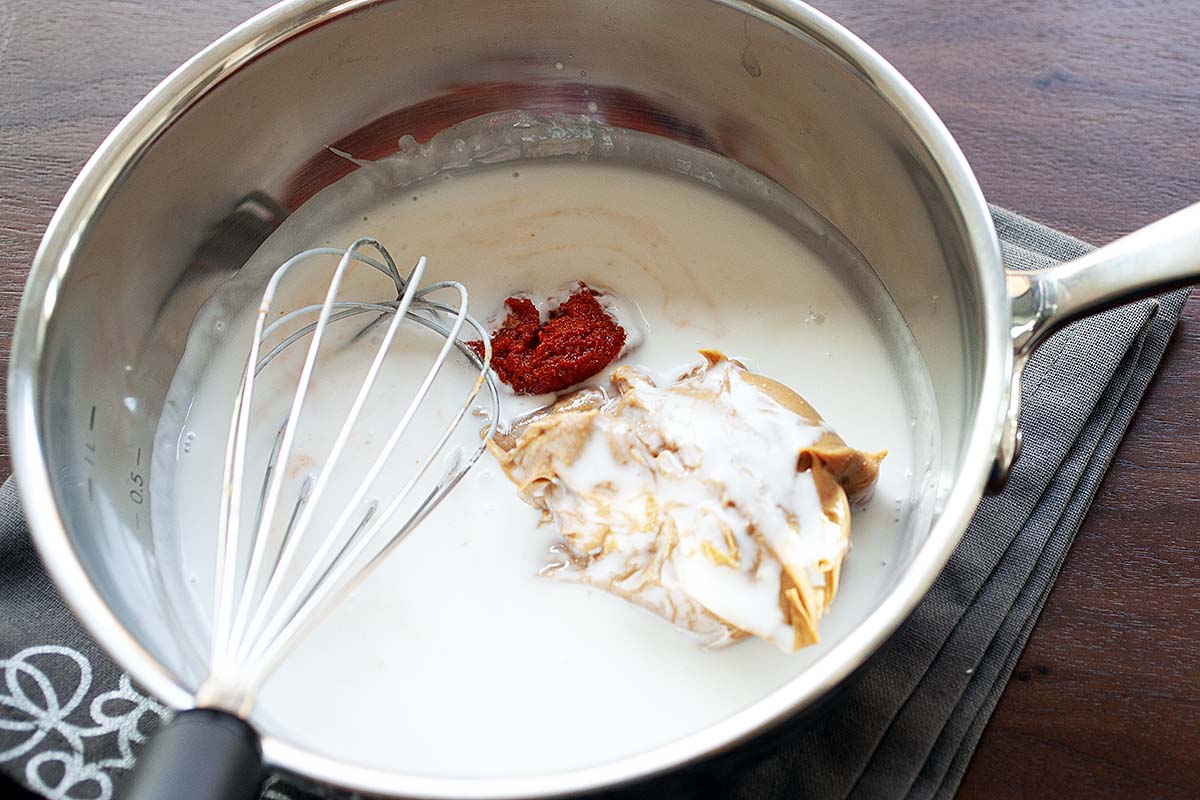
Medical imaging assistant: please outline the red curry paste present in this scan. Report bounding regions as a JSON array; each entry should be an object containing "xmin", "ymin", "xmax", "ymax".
[{"xmin": 468, "ymin": 286, "xmax": 626, "ymax": 395}]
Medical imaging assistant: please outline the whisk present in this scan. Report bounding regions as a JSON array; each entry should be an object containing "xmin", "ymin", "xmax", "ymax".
[{"xmin": 128, "ymin": 239, "xmax": 499, "ymax": 800}]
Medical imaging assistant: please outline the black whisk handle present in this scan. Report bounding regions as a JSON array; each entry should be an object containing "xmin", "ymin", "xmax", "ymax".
[{"xmin": 126, "ymin": 708, "xmax": 264, "ymax": 800}]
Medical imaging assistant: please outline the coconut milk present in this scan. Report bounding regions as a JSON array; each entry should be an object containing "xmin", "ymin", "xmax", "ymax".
[{"xmin": 151, "ymin": 119, "xmax": 937, "ymax": 777}]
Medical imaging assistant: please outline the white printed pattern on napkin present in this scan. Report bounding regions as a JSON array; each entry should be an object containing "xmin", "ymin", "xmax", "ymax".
[
  {"xmin": 0, "ymin": 645, "xmax": 311, "ymax": 800},
  {"xmin": 0, "ymin": 645, "xmax": 167, "ymax": 799}
]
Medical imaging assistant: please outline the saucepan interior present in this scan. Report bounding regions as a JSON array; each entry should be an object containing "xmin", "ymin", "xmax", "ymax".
[{"xmin": 11, "ymin": 0, "xmax": 1009, "ymax": 795}]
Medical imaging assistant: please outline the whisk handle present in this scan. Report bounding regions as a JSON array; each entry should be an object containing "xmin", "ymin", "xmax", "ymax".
[{"xmin": 126, "ymin": 708, "xmax": 264, "ymax": 800}]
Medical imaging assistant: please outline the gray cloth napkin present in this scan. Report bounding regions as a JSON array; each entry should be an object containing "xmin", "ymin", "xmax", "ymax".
[{"xmin": 0, "ymin": 207, "xmax": 1189, "ymax": 800}]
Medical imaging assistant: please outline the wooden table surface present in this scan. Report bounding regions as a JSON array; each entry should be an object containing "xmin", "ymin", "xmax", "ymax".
[{"xmin": 1, "ymin": 1, "xmax": 1197, "ymax": 797}]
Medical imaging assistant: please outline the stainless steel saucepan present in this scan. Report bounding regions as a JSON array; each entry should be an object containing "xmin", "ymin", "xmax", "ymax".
[{"xmin": 9, "ymin": 0, "xmax": 1199, "ymax": 797}]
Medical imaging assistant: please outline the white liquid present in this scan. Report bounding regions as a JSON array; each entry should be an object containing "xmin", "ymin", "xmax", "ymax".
[{"xmin": 153, "ymin": 146, "xmax": 935, "ymax": 777}]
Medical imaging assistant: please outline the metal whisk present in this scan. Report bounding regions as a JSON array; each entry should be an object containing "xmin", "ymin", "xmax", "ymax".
[{"xmin": 128, "ymin": 239, "xmax": 498, "ymax": 800}]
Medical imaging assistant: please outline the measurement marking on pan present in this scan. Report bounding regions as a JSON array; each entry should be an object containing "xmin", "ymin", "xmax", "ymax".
[
  {"xmin": 135, "ymin": 512, "xmax": 140, "ymax": 530},
  {"xmin": 88, "ymin": 405, "xmax": 96, "ymax": 431},
  {"xmin": 129, "ymin": 459, "xmax": 146, "ymax": 507},
  {"xmin": 87, "ymin": 477, "xmax": 93, "ymax": 502}
]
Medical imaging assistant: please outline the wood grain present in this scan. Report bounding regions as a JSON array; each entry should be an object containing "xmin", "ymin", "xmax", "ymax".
[{"xmin": 0, "ymin": 1, "xmax": 1196, "ymax": 797}]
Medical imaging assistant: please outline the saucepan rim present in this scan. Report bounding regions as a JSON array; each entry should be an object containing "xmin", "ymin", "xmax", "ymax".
[{"xmin": 7, "ymin": 0, "xmax": 1010, "ymax": 795}]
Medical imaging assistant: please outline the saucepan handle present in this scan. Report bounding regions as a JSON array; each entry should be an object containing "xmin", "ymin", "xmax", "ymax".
[
  {"xmin": 989, "ymin": 201, "xmax": 1200, "ymax": 490},
  {"xmin": 125, "ymin": 708, "xmax": 264, "ymax": 800}
]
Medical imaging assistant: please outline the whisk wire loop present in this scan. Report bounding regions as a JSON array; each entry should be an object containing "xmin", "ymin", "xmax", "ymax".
[
  {"xmin": 239, "ymin": 276, "xmax": 476, "ymax": 661},
  {"xmin": 199, "ymin": 240, "xmax": 497, "ymax": 712},
  {"xmin": 230, "ymin": 250, "xmax": 427, "ymax": 661},
  {"xmin": 221, "ymin": 239, "xmax": 409, "ymax": 669}
]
